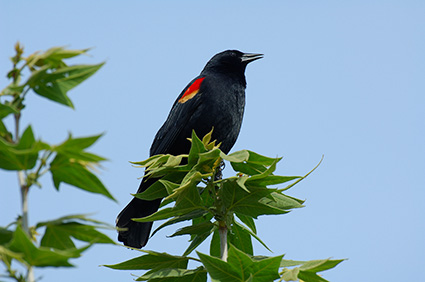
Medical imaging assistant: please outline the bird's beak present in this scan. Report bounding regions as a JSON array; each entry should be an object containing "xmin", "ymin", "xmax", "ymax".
[{"xmin": 241, "ymin": 53, "xmax": 264, "ymax": 63}]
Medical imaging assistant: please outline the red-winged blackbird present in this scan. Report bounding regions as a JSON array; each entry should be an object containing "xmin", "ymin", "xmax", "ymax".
[{"xmin": 116, "ymin": 50, "xmax": 263, "ymax": 248}]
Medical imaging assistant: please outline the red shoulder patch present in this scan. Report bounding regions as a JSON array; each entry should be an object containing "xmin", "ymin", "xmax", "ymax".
[{"xmin": 178, "ymin": 77, "xmax": 205, "ymax": 103}]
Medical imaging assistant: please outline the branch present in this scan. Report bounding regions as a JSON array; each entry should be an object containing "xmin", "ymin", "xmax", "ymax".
[{"xmin": 219, "ymin": 223, "xmax": 228, "ymax": 262}]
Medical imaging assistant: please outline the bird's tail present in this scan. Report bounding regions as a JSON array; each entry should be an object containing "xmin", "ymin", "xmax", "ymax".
[{"xmin": 116, "ymin": 178, "xmax": 161, "ymax": 248}]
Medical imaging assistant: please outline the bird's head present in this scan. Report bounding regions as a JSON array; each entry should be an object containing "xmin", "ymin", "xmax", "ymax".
[{"xmin": 202, "ymin": 50, "xmax": 263, "ymax": 77}]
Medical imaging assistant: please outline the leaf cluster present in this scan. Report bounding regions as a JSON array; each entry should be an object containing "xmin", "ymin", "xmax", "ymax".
[
  {"xmin": 0, "ymin": 43, "xmax": 115, "ymax": 281},
  {"xmin": 0, "ymin": 215, "xmax": 115, "ymax": 269},
  {"xmin": 1, "ymin": 43, "xmax": 103, "ymax": 110},
  {"xmin": 0, "ymin": 43, "xmax": 114, "ymax": 199},
  {"xmin": 106, "ymin": 131, "xmax": 342, "ymax": 281}
]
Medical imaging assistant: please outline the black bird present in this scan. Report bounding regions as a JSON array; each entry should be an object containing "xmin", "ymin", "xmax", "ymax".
[{"xmin": 116, "ymin": 50, "xmax": 263, "ymax": 248}]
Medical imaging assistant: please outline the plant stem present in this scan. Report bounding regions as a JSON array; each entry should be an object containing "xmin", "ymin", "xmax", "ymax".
[
  {"xmin": 213, "ymin": 163, "xmax": 228, "ymax": 262},
  {"xmin": 14, "ymin": 113, "xmax": 35, "ymax": 282},
  {"xmin": 18, "ymin": 174, "xmax": 29, "ymax": 230},
  {"xmin": 219, "ymin": 223, "xmax": 228, "ymax": 262},
  {"xmin": 14, "ymin": 113, "xmax": 31, "ymax": 233},
  {"xmin": 14, "ymin": 113, "xmax": 30, "ymax": 232},
  {"xmin": 19, "ymin": 176, "xmax": 34, "ymax": 282}
]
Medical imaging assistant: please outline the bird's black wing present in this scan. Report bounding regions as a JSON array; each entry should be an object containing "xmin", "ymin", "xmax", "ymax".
[{"xmin": 149, "ymin": 75, "xmax": 206, "ymax": 156}]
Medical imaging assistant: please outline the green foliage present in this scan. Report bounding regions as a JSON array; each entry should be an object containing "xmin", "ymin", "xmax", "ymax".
[
  {"xmin": 279, "ymin": 258, "xmax": 345, "ymax": 282},
  {"xmin": 36, "ymin": 214, "xmax": 115, "ymax": 250},
  {"xmin": 104, "ymin": 250, "xmax": 189, "ymax": 271},
  {"xmin": 2, "ymin": 44, "xmax": 103, "ymax": 109},
  {"xmin": 49, "ymin": 134, "xmax": 114, "ymax": 200},
  {"xmin": 107, "ymin": 130, "xmax": 343, "ymax": 281},
  {"xmin": 7, "ymin": 225, "xmax": 85, "ymax": 267},
  {"xmin": 0, "ymin": 43, "xmax": 115, "ymax": 282},
  {"xmin": 199, "ymin": 246, "xmax": 283, "ymax": 282},
  {"xmin": 0, "ymin": 125, "xmax": 40, "ymax": 170}
]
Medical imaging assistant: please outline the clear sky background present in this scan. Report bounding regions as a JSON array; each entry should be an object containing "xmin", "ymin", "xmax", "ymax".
[{"xmin": 1, "ymin": 1, "xmax": 424, "ymax": 281}]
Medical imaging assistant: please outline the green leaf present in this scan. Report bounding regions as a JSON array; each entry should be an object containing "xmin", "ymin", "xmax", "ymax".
[
  {"xmin": 46, "ymin": 46, "xmax": 90, "ymax": 58},
  {"xmin": 134, "ymin": 181, "xmax": 168, "ymax": 201},
  {"xmin": 0, "ymin": 83, "xmax": 25, "ymax": 97},
  {"xmin": 197, "ymin": 251, "xmax": 243, "ymax": 281},
  {"xmin": 175, "ymin": 178, "xmax": 204, "ymax": 208},
  {"xmin": 245, "ymin": 151, "xmax": 278, "ymax": 166},
  {"xmin": 40, "ymin": 222, "xmax": 114, "ymax": 250},
  {"xmin": 49, "ymin": 154, "xmax": 115, "ymax": 201},
  {"xmin": 221, "ymin": 150, "xmax": 250, "ymax": 163},
  {"xmin": 229, "ymin": 246, "xmax": 282, "ymax": 282},
  {"xmin": 0, "ymin": 125, "xmax": 40, "ymax": 170},
  {"xmin": 182, "ymin": 228, "xmax": 215, "ymax": 257},
  {"xmin": 226, "ymin": 150, "xmax": 278, "ymax": 176},
  {"xmin": 202, "ymin": 128, "xmax": 221, "ymax": 152},
  {"xmin": 26, "ymin": 46, "xmax": 91, "ymax": 69},
  {"xmin": 234, "ymin": 175, "xmax": 250, "ymax": 193},
  {"xmin": 245, "ymin": 274, "xmax": 254, "ymax": 282},
  {"xmin": 133, "ymin": 207, "xmax": 191, "ymax": 223},
  {"xmin": 159, "ymin": 179, "xmax": 181, "ymax": 195},
  {"xmin": 132, "ymin": 154, "xmax": 175, "ymax": 168},
  {"xmin": 209, "ymin": 229, "xmax": 221, "ymax": 258},
  {"xmin": 41, "ymin": 225, "xmax": 75, "ymax": 250},
  {"xmin": 132, "ymin": 207, "xmax": 175, "ymax": 222},
  {"xmin": 196, "ymin": 149, "xmax": 221, "ymax": 169},
  {"xmin": 299, "ymin": 258, "xmax": 345, "ymax": 273},
  {"xmin": 170, "ymin": 221, "xmax": 214, "ymax": 238},
  {"xmin": 279, "ymin": 258, "xmax": 345, "ymax": 282},
  {"xmin": 235, "ymin": 213, "xmax": 256, "ymax": 234},
  {"xmin": 247, "ymin": 175, "xmax": 301, "ymax": 187},
  {"xmin": 244, "ymin": 159, "xmax": 279, "ymax": 185},
  {"xmin": 0, "ymin": 227, "xmax": 14, "ymax": 245},
  {"xmin": 0, "ymin": 101, "xmax": 19, "ymax": 119},
  {"xmin": 281, "ymin": 267, "xmax": 299, "ymax": 281},
  {"xmin": 229, "ymin": 221, "xmax": 253, "ymax": 255},
  {"xmin": 167, "ymin": 170, "xmax": 205, "ymax": 209},
  {"xmin": 53, "ymin": 133, "xmax": 106, "ymax": 162},
  {"xmin": 8, "ymin": 225, "xmax": 82, "ymax": 267},
  {"xmin": 0, "ymin": 119, "xmax": 13, "ymax": 142},
  {"xmin": 221, "ymin": 180, "xmax": 288, "ymax": 218},
  {"xmin": 234, "ymin": 221, "xmax": 271, "ymax": 253},
  {"xmin": 180, "ymin": 219, "xmax": 216, "ymax": 256},
  {"xmin": 34, "ymin": 214, "xmax": 114, "ymax": 251},
  {"xmin": 227, "ymin": 246, "xmax": 257, "ymax": 281},
  {"xmin": 199, "ymin": 246, "xmax": 282, "ymax": 282},
  {"xmin": 136, "ymin": 267, "xmax": 207, "ymax": 281},
  {"xmin": 36, "ymin": 213, "xmax": 110, "ymax": 228},
  {"xmin": 141, "ymin": 155, "xmax": 188, "ymax": 179},
  {"xmin": 199, "ymin": 184, "xmax": 214, "ymax": 208},
  {"xmin": 231, "ymin": 162, "xmax": 268, "ymax": 176},
  {"xmin": 192, "ymin": 212, "xmax": 213, "ymax": 232},
  {"xmin": 0, "ymin": 245, "xmax": 25, "ymax": 267},
  {"xmin": 152, "ymin": 209, "xmax": 209, "ymax": 237},
  {"xmin": 103, "ymin": 251, "xmax": 188, "ymax": 271},
  {"xmin": 26, "ymin": 63, "xmax": 104, "ymax": 108},
  {"xmin": 297, "ymin": 271, "xmax": 329, "ymax": 282},
  {"xmin": 260, "ymin": 192, "xmax": 304, "ymax": 211},
  {"xmin": 280, "ymin": 259, "xmax": 308, "ymax": 268},
  {"xmin": 187, "ymin": 131, "xmax": 207, "ymax": 165},
  {"xmin": 135, "ymin": 175, "xmax": 186, "ymax": 201},
  {"xmin": 164, "ymin": 154, "xmax": 185, "ymax": 167}
]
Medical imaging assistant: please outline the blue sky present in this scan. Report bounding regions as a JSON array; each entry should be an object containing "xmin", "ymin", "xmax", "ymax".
[{"xmin": 1, "ymin": 1, "xmax": 424, "ymax": 281}]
